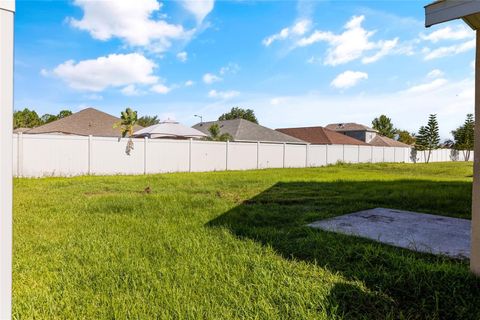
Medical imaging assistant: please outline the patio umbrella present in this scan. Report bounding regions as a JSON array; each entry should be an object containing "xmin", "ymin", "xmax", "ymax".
[{"xmin": 133, "ymin": 120, "xmax": 207, "ymax": 139}]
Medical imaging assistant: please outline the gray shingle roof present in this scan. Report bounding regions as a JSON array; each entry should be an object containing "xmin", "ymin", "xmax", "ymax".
[
  {"xmin": 27, "ymin": 108, "xmax": 143, "ymax": 137},
  {"xmin": 325, "ymin": 122, "xmax": 377, "ymax": 132},
  {"xmin": 192, "ymin": 119, "xmax": 306, "ymax": 143}
]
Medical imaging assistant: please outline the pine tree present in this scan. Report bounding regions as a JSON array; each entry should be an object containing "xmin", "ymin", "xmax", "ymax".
[
  {"xmin": 372, "ymin": 115, "xmax": 396, "ymax": 138},
  {"xmin": 415, "ymin": 114, "xmax": 440, "ymax": 163},
  {"xmin": 452, "ymin": 113, "xmax": 474, "ymax": 161}
]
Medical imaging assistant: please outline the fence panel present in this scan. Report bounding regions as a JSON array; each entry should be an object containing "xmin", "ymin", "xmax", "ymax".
[
  {"xmin": 309, "ymin": 145, "xmax": 327, "ymax": 167},
  {"xmin": 371, "ymin": 147, "xmax": 384, "ymax": 163},
  {"xmin": 384, "ymin": 147, "xmax": 395, "ymax": 162},
  {"xmin": 394, "ymin": 147, "xmax": 405, "ymax": 163},
  {"xmin": 359, "ymin": 146, "xmax": 372, "ymax": 163},
  {"xmin": 22, "ymin": 134, "xmax": 89, "ymax": 177},
  {"xmin": 191, "ymin": 140, "xmax": 226, "ymax": 172},
  {"xmin": 326, "ymin": 145, "xmax": 343, "ymax": 164},
  {"xmin": 228, "ymin": 142, "xmax": 257, "ymax": 170},
  {"xmin": 259, "ymin": 143, "xmax": 284, "ymax": 168},
  {"xmin": 11, "ymin": 135, "xmax": 471, "ymax": 177},
  {"xmin": 147, "ymin": 139, "xmax": 189, "ymax": 173},
  {"xmin": 343, "ymin": 145, "xmax": 359, "ymax": 163},
  {"xmin": 91, "ymin": 137, "xmax": 144, "ymax": 175},
  {"xmin": 285, "ymin": 144, "xmax": 307, "ymax": 168},
  {"xmin": 12, "ymin": 134, "xmax": 17, "ymax": 175}
]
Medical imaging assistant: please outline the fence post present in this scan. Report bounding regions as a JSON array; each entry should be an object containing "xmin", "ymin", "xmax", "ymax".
[
  {"xmin": 370, "ymin": 146, "xmax": 373, "ymax": 163},
  {"xmin": 343, "ymin": 144, "xmax": 345, "ymax": 162},
  {"xmin": 305, "ymin": 143, "xmax": 310, "ymax": 168},
  {"xmin": 325, "ymin": 144, "xmax": 329, "ymax": 165},
  {"xmin": 358, "ymin": 145, "xmax": 360, "ymax": 163},
  {"xmin": 88, "ymin": 135, "xmax": 92, "ymax": 175},
  {"xmin": 226, "ymin": 140, "xmax": 229, "ymax": 171},
  {"xmin": 383, "ymin": 147, "xmax": 385, "ymax": 163},
  {"xmin": 189, "ymin": 138, "xmax": 192, "ymax": 172},
  {"xmin": 394, "ymin": 147, "xmax": 397, "ymax": 163},
  {"xmin": 144, "ymin": 136, "xmax": 148, "ymax": 175},
  {"xmin": 256, "ymin": 141, "xmax": 260, "ymax": 169},
  {"xmin": 17, "ymin": 132, "xmax": 23, "ymax": 176},
  {"xmin": 283, "ymin": 143, "xmax": 286, "ymax": 168}
]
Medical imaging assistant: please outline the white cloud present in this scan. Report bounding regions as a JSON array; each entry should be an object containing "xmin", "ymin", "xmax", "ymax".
[
  {"xmin": 427, "ymin": 69, "xmax": 444, "ymax": 79},
  {"xmin": 51, "ymin": 53, "xmax": 158, "ymax": 92},
  {"xmin": 331, "ymin": 71, "xmax": 368, "ymax": 89},
  {"xmin": 185, "ymin": 80, "xmax": 195, "ymax": 87},
  {"xmin": 203, "ymin": 73, "xmax": 222, "ymax": 84},
  {"xmin": 151, "ymin": 83, "xmax": 172, "ymax": 94},
  {"xmin": 177, "ymin": 51, "xmax": 188, "ymax": 62},
  {"xmin": 420, "ymin": 25, "xmax": 473, "ymax": 43},
  {"xmin": 296, "ymin": 15, "xmax": 398, "ymax": 66},
  {"xmin": 69, "ymin": 0, "xmax": 189, "ymax": 52},
  {"xmin": 179, "ymin": 0, "xmax": 214, "ymax": 24},
  {"xmin": 423, "ymin": 39, "xmax": 475, "ymax": 60},
  {"xmin": 262, "ymin": 19, "xmax": 311, "ymax": 46},
  {"xmin": 405, "ymin": 78, "xmax": 448, "ymax": 93},
  {"xmin": 215, "ymin": 78, "xmax": 473, "ymax": 139},
  {"xmin": 219, "ymin": 63, "xmax": 240, "ymax": 75},
  {"xmin": 362, "ymin": 38, "xmax": 398, "ymax": 64},
  {"xmin": 270, "ymin": 97, "xmax": 287, "ymax": 105},
  {"xmin": 121, "ymin": 84, "xmax": 141, "ymax": 96},
  {"xmin": 208, "ymin": 89, "xmax": 239, "ymax": 100}
]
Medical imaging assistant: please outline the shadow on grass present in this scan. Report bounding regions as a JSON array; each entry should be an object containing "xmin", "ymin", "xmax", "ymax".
[{"xmin": 208, "ymin": 180, "xmax": 480, "ymax": 319}]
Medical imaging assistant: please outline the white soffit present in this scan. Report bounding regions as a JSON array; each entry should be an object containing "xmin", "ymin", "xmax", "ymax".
[
  {"xmin": 0, "ymin": 1, "xmax": 15, "ymax": 12},
  {"xmin": 425, "ymin": 0, "xmax": 480, "ymax": 29}
]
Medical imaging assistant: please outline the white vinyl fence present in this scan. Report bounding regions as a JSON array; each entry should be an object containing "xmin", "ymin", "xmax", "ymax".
[{"xmin": 13, "ymin": 133, "xmax": 472, "ymax": 177}]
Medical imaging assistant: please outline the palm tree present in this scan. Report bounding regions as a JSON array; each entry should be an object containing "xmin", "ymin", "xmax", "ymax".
[
  {"xmin": 207, "ymin": 124, "xmax": 233, "ymax": 141},
  {"xmin": 114, "ymin": 108, "xmax": 138, "ymax": 155}
]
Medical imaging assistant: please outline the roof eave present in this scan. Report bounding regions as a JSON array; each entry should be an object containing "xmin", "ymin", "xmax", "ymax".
[{"xmin": 425, "ymin": 0, "xmax": 480, "ymax": 29}]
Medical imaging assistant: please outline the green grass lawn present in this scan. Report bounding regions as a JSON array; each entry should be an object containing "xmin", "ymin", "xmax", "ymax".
[{"xmin": 13, "ymin": 162, "xmax": 480, "ymax": 319}]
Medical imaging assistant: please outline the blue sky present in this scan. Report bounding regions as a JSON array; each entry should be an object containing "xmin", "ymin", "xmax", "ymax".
[{"xmin": 14, "ymin": 0, "xmax": 476, "ymax": 138}]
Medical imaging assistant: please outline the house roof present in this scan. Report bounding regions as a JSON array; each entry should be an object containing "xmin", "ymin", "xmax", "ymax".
[
  {"xmin": 133, "ymin": 121, "xmax": 207, "ymax": 139},
  {"xmin": 192, "ymin": 119, "xmax": 306, "ymax": 143},
  {"xmin": 325, "ymin": 122, "xmax": 377, "ymax": 132},
  {"xmin": 368, "ymin": 135, "xmax": 411, "ymax": 148},
  {"xmin": 27, "ymin": 108, "xmax": 143, "ymax": 137},
  {"xmin": 276, "ymin": 126, "xmax": 369, "ymax": 145},
  {"xmin": 425, "ymin": 0, "xmax": 480, "ymax": 30},
  {"xmin": 13, "ymin": 127, "xmax": 31, "ymax": 133}
]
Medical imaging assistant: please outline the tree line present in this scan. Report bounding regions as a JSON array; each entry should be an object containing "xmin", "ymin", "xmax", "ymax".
[
  {"xmin": 13, "ymin": 107, "xmax": 166, "ymax": 129},
  {"xmin": 372, "ymin": 113, "xmax": 474, "ymax": 162},
  {"xmin": 15, "ymin": 107, "xmax": 474, "ymax": 162}
]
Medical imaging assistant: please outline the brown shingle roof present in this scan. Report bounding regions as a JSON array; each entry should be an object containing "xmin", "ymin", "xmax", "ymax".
[
  {"xmin": 276, "ymin": 126, "xmax": 368, "ymax": 145},
  {"xmin": 27, "ymin": 108, "xmax": 143, "ymax": 137},
  {"xmin": 368, "ymin": 135, "xmax": 411, "ymax": 147},
  {"xmin": 325, "ymin": 122, "xmax": 377, "ymax": 132}
]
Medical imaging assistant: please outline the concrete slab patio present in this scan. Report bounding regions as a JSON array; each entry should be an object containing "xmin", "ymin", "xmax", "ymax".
[{"xmin": 308, "ymin": 208, "xmax": 471, "ymax": 259}]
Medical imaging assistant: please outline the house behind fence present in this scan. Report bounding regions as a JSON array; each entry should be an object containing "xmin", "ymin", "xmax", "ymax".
[{"xmin": 13, "ymin": 133, "xmax": 471, "ymax": 177}]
